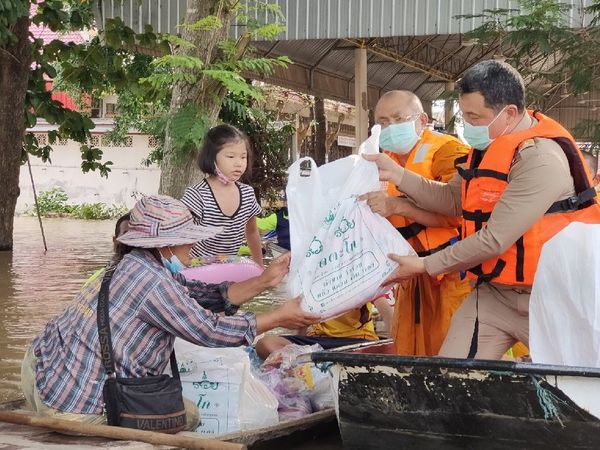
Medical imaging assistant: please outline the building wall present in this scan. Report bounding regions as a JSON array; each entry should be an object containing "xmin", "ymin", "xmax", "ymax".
[{"xmin": 17, "ymin": 135, "xmax": 160, "ymax": 214}]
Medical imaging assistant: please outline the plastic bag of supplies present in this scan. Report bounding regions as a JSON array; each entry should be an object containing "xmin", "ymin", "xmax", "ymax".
[
  {"xmin": 172, "ymin": 339, "xmax": 279, "ymax": 435},
  {"xmin": 286, "ymin": 125, "xmax": 415, "ymax": 318}
]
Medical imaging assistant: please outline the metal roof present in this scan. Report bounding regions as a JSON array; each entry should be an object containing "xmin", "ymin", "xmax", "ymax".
[
  {"xmin": 94, "ymin": 0, "xmax": 600, "ymax": 136},
  {"xmin": 96, "ymin": 0, "xmax": 593, "ymax": 39}
]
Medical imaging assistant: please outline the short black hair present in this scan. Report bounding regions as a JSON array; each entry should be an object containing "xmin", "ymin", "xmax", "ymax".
[
  {"xmin": 113, "ymin": 211, "xmax": 132, "ymax": 262},
  {"xmin": 457, "ymin": 60, "xmax": 525, "ymax": 113},
  {"xmin": 197, "ymin": 124, "xmax": 252, "ymax": 178},
  {"xmin": 114, "ymin": 212, "xmax": 131, "ymax": 237}
]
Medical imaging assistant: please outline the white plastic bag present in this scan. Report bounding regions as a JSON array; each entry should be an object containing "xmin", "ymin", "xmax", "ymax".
[
  {"xmin": 530, "ymin": 222, "xmax": 600, "ymax": 367},
  {"xmin": 173, "ymin": 339, "xmax": 279, "ymax": 435},
  {"xmin": 286, "ymin": 126, "xmax": 415, "ymax": 318}
]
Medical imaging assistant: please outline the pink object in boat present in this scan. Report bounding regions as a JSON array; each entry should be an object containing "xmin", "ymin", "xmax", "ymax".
[{"xmin": 182, "ymin": 260, "xmax": 263, "ymax": 283}]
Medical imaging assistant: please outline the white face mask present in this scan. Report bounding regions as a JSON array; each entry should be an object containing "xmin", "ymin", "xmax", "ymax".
[
  {"xmin": 379, "ymin": 117, "xmax": 421, "ymax": 154},
  {"xmin": 462, "ymin": 106, "xmax": 508, "ymax": 150}
]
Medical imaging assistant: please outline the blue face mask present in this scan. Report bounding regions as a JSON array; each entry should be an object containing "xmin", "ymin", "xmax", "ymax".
[
  {"xmin": 462, "ymin": 107, "xmax": 507, "ymax": 150},
  {"xmin": 379, "ymin": 120, "xmax": 420, "ymax": 154},
  {"xmin": 161, "ymin": 253, "xmax": 186, "ymax": 274}
]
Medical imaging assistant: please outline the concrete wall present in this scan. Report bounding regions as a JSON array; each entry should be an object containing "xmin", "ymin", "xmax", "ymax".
[{"xmin": 17, "ymin": 134, "xmax": 160, "ymax": 214}]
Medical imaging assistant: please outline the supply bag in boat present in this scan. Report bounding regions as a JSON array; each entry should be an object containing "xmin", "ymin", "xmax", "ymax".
[
  {"xmin": 286, "ymin": 126, "xmax": 415, "ymax": 319},
  {"xmin": 172, "ymin": 339, "xmax": 279, "ymax": 435},
  {"xmin": 530, "ymin": 223, "xmax": 600, "ymax": 368}
]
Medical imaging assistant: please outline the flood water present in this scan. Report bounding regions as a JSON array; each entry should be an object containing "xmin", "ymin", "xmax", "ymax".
[{"xmin": 0, "ymin": 216, "xmax": 287, "ymax": 402}]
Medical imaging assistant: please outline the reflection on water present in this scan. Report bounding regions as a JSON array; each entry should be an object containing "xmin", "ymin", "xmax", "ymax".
[{"xmin": 0, "ymin": 217, "xmax": 285, "ymax": 403}]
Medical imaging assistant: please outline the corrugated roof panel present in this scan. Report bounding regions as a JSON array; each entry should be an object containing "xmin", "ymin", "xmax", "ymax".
[{"xmin": 96, "ymin": 0, "xmax": 595, "ymax": 39}]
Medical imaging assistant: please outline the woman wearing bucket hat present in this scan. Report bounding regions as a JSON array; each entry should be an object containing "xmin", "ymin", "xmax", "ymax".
[{"xmin": 21, "ymin": 195, "xmax": 320, "ymax": 430}]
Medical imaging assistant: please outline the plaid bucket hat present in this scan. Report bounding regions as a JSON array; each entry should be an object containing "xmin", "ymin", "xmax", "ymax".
[{"xmin": 117, "ymin": 195, "xmax": 221, "ymax": 248}]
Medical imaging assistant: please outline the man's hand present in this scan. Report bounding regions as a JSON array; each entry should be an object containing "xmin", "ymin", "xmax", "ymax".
[
  {"xmin": 259, "ymin": 253, "xmax": 291, "ymax": 288},
  {"xmin": 362, "ymin": 153, "xmax": 404, "ymax": 184},
  {"xmin": 359, "ymin": 191, "xmax": 397, "ymax": 217},
  {"xmin": 383, "ymin": 255, "xmax": 427, "ymax": 286}
]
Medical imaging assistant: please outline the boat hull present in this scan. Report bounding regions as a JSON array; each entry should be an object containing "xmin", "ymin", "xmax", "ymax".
[{"xmin": 313, "ymin": 341, "xmax": 600, "ymax": 450}]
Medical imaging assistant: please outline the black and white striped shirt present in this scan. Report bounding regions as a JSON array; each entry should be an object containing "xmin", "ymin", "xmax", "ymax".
[{"xmin": 181, "ymin": 179, "xmax": 262, "ymax": 258}]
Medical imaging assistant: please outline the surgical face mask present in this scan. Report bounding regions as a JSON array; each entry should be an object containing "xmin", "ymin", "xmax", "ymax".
[
  {"xmin": 462, "ymin": 107, "xmax": 507, "ymax": 150},
  {"xmin": 161, "ymin": 251, "xmax": 186, "ymax": 274},
  {"xmin": 379, "ymin": 119, "xmax": 420, "ymax": 154}
]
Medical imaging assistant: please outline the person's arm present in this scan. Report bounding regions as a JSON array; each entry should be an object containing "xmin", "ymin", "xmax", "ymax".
[
  {"xmin": 254, "ymin": 297, "xmax": 321, "ymax": 334},
  {"xmin": 362, "ymin": 153, "xmax": 463, "ymax": 217},
  {"xmin": 245, "ymin": 216, "xmax": 263, "ymax": 266},
  {"xmin": 174, "ymin": 253, "xmax": 291, "ymax": 315},
  {"xmin": 424, "ymin": 141, "xmax": 574, "ymax": 276},
  {"xmin": 392, "ymin": 196, "xmax": 460, "ymax": 228},
  {"xmin": 172, "ymin": 273, "xmax": 239, "ymax": 315},
  {"xmin": 140, "ymin": 278, "xmax": 259, "ymax": 347},
  {"xmin": 373, "ymin": 297, "xmax": 394, "ymax": 334}
]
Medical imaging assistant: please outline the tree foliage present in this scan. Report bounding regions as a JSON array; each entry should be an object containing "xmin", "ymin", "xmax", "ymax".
[
  {"xmin": 457, "ymin": 0, "xmax": 600, "ymax": 154},
  {"xmin": 2, "ymin": 0, "xmax": 288, "ymax": 186}
]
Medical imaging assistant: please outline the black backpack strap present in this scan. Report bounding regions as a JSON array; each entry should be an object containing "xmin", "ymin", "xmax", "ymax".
[
  {"xmin": 97, "ymin": 266, "xmax": 117, "ymax": 378},
  {"xmin": 546, "ymin": 187, "xmax": 597, "ymax": 214},
  {"xmin": 396, "ymin": 222, "xmax": 427, "ymax": 240}
]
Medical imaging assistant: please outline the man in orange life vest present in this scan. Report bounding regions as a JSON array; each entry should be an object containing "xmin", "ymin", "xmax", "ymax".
[
  {"xmin": 363, "ymin": 60, "xmax": 600, "ymax": 359},
  {"xmin": 362, "ymin": 90, "xmax": 473, "ymax": 356}
]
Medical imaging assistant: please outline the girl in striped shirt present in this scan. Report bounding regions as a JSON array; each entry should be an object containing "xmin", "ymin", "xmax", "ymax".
[{"xmin": 182, "ymin": 124, "xmax": 263, "ymax": 266}]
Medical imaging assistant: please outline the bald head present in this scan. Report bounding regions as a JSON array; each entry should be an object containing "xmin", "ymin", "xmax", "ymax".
[{"xmin": 375, "ymin": 90, "xmax": 427, "ymax": 133}]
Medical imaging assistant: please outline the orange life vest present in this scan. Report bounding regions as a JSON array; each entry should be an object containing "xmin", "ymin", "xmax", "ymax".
[
  {"xmin": 387, "ymin": 129, "xmax": 462, "ymax": 256},
  {"xmin": 459, "ymin": 110, "xmax": 600, "ymax": 286}
]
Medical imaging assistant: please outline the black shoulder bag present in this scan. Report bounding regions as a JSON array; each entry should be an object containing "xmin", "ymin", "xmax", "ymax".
[{"xmin": 97, "ymin": 266, "xmax": 187, "ymax": 433}]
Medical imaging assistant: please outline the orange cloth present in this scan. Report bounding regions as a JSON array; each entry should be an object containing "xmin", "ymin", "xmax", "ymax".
[
  {"xmin": 392, "ymin": 271, "xmax": 471, "ymax": 355},
  {"xmin": 387, "ymin": 130, "xmax": 472, "ymax": 355}
]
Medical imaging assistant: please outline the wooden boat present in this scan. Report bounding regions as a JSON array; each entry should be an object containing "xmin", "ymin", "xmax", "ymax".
[
  {"xmin": 0, "ymin": 399, "xmax": 337, "ymax": 449},
  {"xmin": 311, "ymin": 340, "xmax": 600, "ymax": 450}
]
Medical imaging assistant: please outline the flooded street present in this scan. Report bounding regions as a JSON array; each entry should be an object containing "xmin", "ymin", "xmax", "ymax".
[{"xmin": 0, "ymin": 216, "xmax": 284, "ymax": 402}]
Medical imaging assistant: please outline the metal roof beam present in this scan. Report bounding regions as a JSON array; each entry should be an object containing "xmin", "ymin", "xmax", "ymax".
[{"xmin": 343, "ymin": 39, "xmax": 454, "ymax": 82}]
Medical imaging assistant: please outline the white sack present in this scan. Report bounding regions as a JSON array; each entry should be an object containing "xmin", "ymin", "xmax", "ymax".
[
  {"xmin": 530, "ymin": 222, "xmax": 600, "ymax": 367},
  {"xmin": 286, "ymin": 126, "xmax": 415, "ymax": 318},
  {"xmin": 173, "ymin": 339, "xmax": 279, "ymax": 435}
]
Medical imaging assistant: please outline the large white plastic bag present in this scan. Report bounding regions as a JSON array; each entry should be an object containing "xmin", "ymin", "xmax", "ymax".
[
  {"xmin": 173, "ymin": 339, "xmax": 278, "ymax": 435},
  {"xmin": 530, "ymin": 222, "xmax": 600, "ymax": 367},
  {"xmin": 286, "ymin": 129, "xmax": 415, "ymax": 318}
]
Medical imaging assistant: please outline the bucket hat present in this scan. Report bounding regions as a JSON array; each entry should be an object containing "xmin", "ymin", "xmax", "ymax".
[{"xmin": 117, "ymin": 195, "xmax": 221, "ymax": 248}]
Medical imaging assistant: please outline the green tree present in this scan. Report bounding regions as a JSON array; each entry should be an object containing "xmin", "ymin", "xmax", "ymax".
[
  {"xmin": 457, "ymin": 0, "xmax": 600, "ymax": 153},
  {"xmin": 155, "ymin": 0, "xmax": 288, "ymax": 198},
  {"xmin": 0, "ymin": 0, "xmax": 159, "ymax": 250},
  {"xmin": 0, "ymin": 0, "xmax": 287, "ymax": 250}
]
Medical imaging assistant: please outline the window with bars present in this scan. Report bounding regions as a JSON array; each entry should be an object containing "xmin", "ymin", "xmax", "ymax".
[
  {"xmin": 33, "ymin": 133, "xmax": 48, "ymax": 145},
  {"xmin": 91, "ymin": 99, "xmax": 102, "ymax": 118},
  {"xmin": 105, "ymin": 103, "xmax": 117, "ymax": 117},
  {"xmin": 89, "ymin": 135, "xmax": 100, "ymax": 146},
  {"xmin": 148, "ymin": 136, "xmax": 159, "ymax": 147}
]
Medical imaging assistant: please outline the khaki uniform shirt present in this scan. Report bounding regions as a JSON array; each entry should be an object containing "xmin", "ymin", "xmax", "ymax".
[{"xmin": 394, "ymin": 114, "xmax": 575, "ymax": 283}]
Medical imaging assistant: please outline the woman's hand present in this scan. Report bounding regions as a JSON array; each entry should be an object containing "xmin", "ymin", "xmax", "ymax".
[
  {"xmin": 383, "ymin": 255, "xmax": 427, "ymax": 286},
  {"xmin": 226, "ymin": 253, "xmax": 290, "ymax": 305},
  {"xmin": 259, "ymin": 253, "xmax": 291, "ymax": 288},
  {"xmin": 274, "ymin": 297, "xmax": 321, "ymax": 329},
  {"xmin": 362, "ymin": 153, "xmax": 404, "ymax": 185},
  {"xmin": 256, "ymin": 297, "xmax": 321, "ymax": 334}
]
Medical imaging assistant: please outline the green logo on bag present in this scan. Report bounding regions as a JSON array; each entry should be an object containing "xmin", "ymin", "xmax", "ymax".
[
  {"xmin": 324, "ymin": 209, "xmax": 336, "ymax": 226},
  {"xmin": 318, "ymin": 239, "xmax": 358, "ymax": 268},
  {"xmin": 334, "ymin": 218, "xmax": 355, "ymax": 237},
  {"xmin": 306, "ymin": 237, "xmax": 324, "ymax": 257},
  {"xmin": 193, "ymin": 372, "xmax": 219, "ymax": 391}
]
